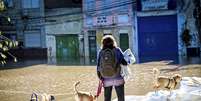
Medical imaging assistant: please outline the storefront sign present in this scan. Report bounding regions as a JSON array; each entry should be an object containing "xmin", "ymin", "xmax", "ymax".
[{"xmin": 141, "ymin": 0, "xmax": 169, "ymax": 11}]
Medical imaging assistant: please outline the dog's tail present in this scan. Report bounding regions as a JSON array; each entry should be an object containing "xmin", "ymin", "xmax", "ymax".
[
  {"xmin": 153, "ymin": 68, "xmax": 160, "ymax": 81},
  {"xmin": 153, "ymin": 68, "xmax": 160, "ymax": 90},
  {"xmin": 74, "ymin": 81, "xmax": 80, "ymax": 94}
]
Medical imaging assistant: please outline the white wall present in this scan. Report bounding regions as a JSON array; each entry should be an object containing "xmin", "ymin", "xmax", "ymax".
[{"xmin": 45, "ymin": 21, "xmax": 82, "ymax": 35}]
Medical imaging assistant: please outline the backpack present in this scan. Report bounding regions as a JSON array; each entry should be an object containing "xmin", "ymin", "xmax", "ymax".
[{"xmin": 99, "ymin": 48, "xmax": 120, "ymax": 78}]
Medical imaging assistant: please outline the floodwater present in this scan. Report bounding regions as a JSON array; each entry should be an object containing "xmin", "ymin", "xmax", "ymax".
[{"xmin": 0, "ymin": 61, "xmax": 201, "ymax": 101}]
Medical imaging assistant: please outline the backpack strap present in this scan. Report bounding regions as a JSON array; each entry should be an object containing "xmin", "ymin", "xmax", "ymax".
[
  {"xmin": 112, "ymin": 48, "xmax": 118, "ymax": 68},
  {"xmin": 113, "ymin": 48, "xmax": 122, "ymax": 69}
]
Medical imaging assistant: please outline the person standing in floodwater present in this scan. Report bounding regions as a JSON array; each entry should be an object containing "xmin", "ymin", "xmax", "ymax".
[{"xmin": 97, "ymin": 35, "xmax": 128, "ymax": 101}]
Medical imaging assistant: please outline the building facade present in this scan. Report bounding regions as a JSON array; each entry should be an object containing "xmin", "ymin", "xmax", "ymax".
[
  {"xmin": 45, "ymin": 1, "xmax": 83, "ymax": 65},
  {"xmin": 2, "ymin": 0, "xmax": 200, "ymax": 64},
  {"xmin": 1, "ymin": 0, "xmax": 46, "ymax": 60},
  {"xmin": 134, "ymin": 0, "xmax": 201, "ymax": 63},
  {"xmin": 83, "ymin": 0, "xmax": 201, "ymax": 64},
  {"xmin": 83, "ymin": 0, "xmax": 135, "ymax": 64},
  {"xmin": 177, "ymin": 0, "xmax": 201, "ymax": 63},
  {"xmin": 135, "ymin": 0, "xmax": 178, "ymax": 63}
]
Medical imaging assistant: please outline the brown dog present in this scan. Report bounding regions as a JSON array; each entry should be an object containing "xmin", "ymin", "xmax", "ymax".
[
  {"xmin": 74, "ymin": 81, "xmax": 97, "ymax": 101},
  {"xmin": 153, "ymin": 68, "xmax": 182, "ymax": 94}
]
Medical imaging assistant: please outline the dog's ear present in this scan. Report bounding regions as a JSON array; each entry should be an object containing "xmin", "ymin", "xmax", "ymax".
[
  {"xmin": 93, "ymin": 95, "xmax": 98, "ymax": 99},
  {"xmin": 173, "ymin": 74, "xmax": 182, "ymax": 82},
  {"xmin": 175, "ymin": 74, "xmax": 182, "ymax": 78},
  {"xmin": 50, "ymin": 95, "xmax": 55, "ymax": 100}
]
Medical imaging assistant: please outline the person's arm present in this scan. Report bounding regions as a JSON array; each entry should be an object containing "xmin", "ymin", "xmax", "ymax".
[
  {"xmin": 118, "ymin": 48, "xmax": 128, "ymax": 65},
  {"xmin": 97, "ymin": 51, "xmax": 102, "ymax": 79}
]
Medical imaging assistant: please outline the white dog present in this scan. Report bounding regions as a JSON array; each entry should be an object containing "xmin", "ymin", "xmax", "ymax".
[
  {"xmin": 41, "ymin": 93, "xmax": 55, "ymax": 101},
  {"xmin": 30, "ymin": 92, "xmax": 55, "ymax": 101},
  {"xmin": 30, "ymin": 92, "xmax": 38, "ymax": 101}
]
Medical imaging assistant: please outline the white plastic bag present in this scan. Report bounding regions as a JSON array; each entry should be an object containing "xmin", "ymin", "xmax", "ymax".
[
  {"xmin": 120, "ymin": 64, "xmax": 132, "ymax": 81},
  {"xmin": 123, "ymin": 49, "xmax": 136, "ymax": 64},
  {"xmin": 120, "ymin": 49, "xmax": 136, "ymax": 81}
]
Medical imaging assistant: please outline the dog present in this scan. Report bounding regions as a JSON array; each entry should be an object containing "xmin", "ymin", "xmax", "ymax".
[
  {"xmin": 74, "ymin": 81, "xmax": 97, "ymax": 101},
  {"xmin": 30, "ymin": 92, "xmax": 55, "ymax": 101},
  {"xmin": 30, "ymin": 92, "xmax": 38, "ymax": 101},
  {"xmin": 153, "ymin": 68, "xmax": 182, "ymax": 94},
  {"xmin": 41, "ymin": 93, "xmax": 55, "ymax": 101}
]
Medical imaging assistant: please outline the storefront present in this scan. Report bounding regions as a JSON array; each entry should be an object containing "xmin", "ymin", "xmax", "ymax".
[{"xmin": 136, "ymin": 0, "xmax": 178, "ymax": 63}]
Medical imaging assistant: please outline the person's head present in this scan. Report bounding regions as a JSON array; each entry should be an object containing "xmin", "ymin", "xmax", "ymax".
[{"xmin": 101, "ymin": 35, "xmax": 117, "ymax": 49}]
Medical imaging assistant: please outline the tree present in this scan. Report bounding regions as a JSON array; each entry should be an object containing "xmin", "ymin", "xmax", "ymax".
[
  {"xmin": 193, "ymin": 0, "xmax": 201, "ymax": 44},
  {"xmin": 0, "ymin": 0, "xmax": 18, "ymax": 65},
  {"xmin": 181, "ymin": 21, "xmax": 192, "ymax": 47}
]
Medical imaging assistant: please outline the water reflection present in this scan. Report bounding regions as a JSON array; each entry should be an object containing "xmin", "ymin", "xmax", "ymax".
[
  {"xmin": 3, "ymin": 57, "xmax": 91, "ymax": 68},
  {"xmin": 0, "ymin": 61, "xmax": 201, "ymax": 101},
  {"xmin": 179, "ymin": 57, "xmax": 201, "ymax": 65},
  {"xmin": 47, "ymin": 56, "xmax": 201, "ymax": 65},
  {"xmin": 139, "ymin": 55, "xmax": 179, "ymax": 64},
  {"xmin": 3, "ymin": 56, "xmax": 201, "ymax": 69}
]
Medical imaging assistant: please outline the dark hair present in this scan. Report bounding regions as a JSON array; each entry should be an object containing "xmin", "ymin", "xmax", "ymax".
[{"xmin": 101, "ymin": 35, "xmax": 117, "ymax": 49}]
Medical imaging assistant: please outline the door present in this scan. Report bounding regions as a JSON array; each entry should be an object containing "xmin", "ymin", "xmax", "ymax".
[
  {"xmin": 138, "ymin": 15, "xmax": 178, "ymax": 63},
  {"xmin": 88, "ymin": 31, "xmax": 97, "ymax": 64},
  {"xmin": 120, "ymin": 33, "xmax": 129, "ymax": 52},
  {"xmin": 56, "ymin": 34, "xmax": 79, "ymax": 64}
]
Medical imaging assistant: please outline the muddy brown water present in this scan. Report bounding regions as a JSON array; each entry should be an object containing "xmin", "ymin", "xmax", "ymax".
[{"xmin": 0, "ymin": 62, "xmax": 201, "ymax": 101}]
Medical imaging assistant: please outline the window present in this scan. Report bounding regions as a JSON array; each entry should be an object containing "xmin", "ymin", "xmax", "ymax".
[
  {"xmin": 22, "ymin": 0, "xmax": 39, "ymax": 8},
  {"xmin": 117, "ymin": 14, "xmax": 129, "ymax": 23},
  {"xmin": 4, "ymin": 0, "xmax": 13, "ymax": 7},
  {"xmin": 86, "ymin": 0, "xmax": 94, "ymax": 11},
  {"xmin": 25, "ymin": 33, "xmax": 41, "ymax": 47},
  {"xmin": 86, "ymin": 16, "xmax": 93, "ymax": 25}
]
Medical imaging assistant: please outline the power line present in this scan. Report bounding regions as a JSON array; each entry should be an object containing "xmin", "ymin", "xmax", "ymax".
[
  {"xmin": 12, "ymin": 0, "xmax": 136, "ymax": 20},
  {"xmin": 85, "ymin": 0, "xmax": 132, "ymax": 11},
  {"xmin": 5, "ymin": 0, "xmax": 136, "ymax": 28},
  {"xmin": 86, "ymin": 0, "xmax": 135, "ymax": 15}
]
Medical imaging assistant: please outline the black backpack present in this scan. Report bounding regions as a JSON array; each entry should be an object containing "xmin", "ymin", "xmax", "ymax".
[{"xmin": 99, "ymin": 48, "xmax": 120, "ymax": 78}]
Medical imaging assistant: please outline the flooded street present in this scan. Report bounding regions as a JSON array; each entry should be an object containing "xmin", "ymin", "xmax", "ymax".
[{"xmin": 0, "ymin": 62, "xmax": 201, "ymax": 101}]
